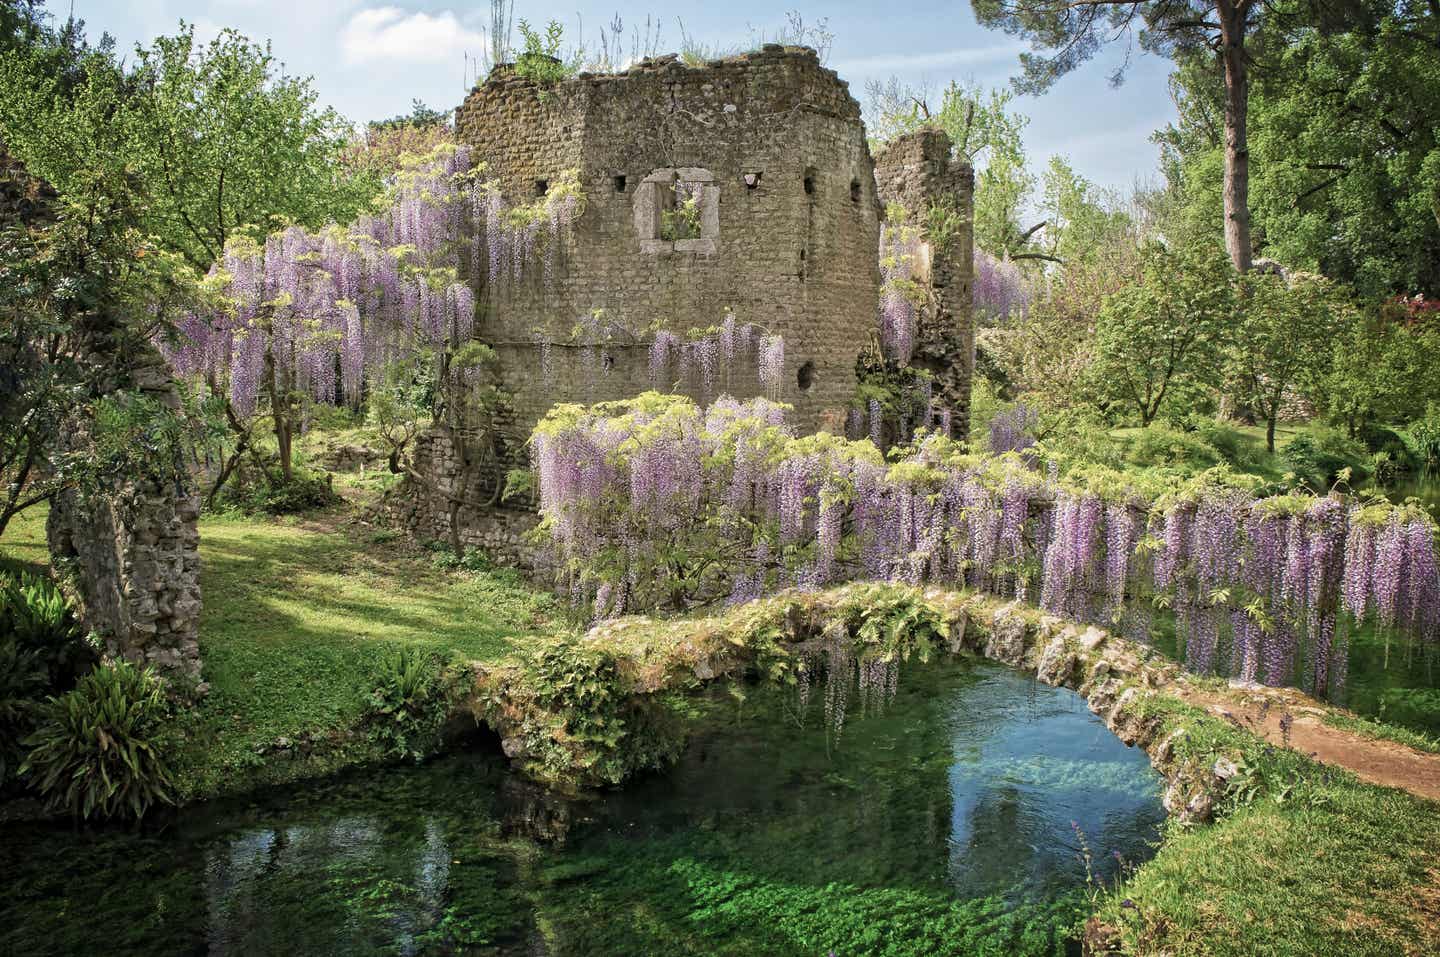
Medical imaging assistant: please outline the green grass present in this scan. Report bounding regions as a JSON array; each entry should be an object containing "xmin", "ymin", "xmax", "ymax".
[
  {"xmin": 1322, "ymin": 711, "xmax": 1440, "ymax": 755},
  {"xmin": 0, "ymin": 503, "xmax": 568, "ymax": 800},
  {"xmin": 1096, "ymin": 695, "xmax": 1440, "ymax": 955}
]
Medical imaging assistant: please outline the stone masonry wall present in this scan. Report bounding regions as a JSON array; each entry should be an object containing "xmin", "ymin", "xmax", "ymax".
[
  {"xmin": 44, "ymin": 348, "xmax": 204, "ymax": 684},
  {"xmin": 455, "ymin": 45, "xmax": 882, "ymax": 442},
  {"xmin": 874, "ymin": 128, "xmax": 976, "ymax": 438},
  {"xmin": 0, "ymin": 143, "xmax": 203, "ymax": 684},
  {"xmin": 400, "ymin": 47, "xmax": 889, "ymax": 552}
]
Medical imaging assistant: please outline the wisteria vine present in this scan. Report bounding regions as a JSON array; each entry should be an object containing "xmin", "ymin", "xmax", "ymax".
[
  {"xmin": 533, "ymin": 393, "xmax": 1440, "ymax": 702},
  {"xmin": 162, "ymin": 145, "xmax": 584, "ymax": 415}
]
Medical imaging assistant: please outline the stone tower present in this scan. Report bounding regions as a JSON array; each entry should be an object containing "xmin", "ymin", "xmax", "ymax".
[
  {"xmin": 453, "ymin": 45, "xmax": 883, "ymax": 438},
  {"xmin": 874, "ymin": 127, "xmax": 976, "ymax": 437}
]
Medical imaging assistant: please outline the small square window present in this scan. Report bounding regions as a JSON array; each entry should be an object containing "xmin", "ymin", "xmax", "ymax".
[
  {"xmin": 534, "ymin": 179, "xmax": 548, "ymax": 196},
  {"xmin": 614, "ymin": 175, "xmax": 627, "ymax": 193},
  {"xmin": 743, "ymin": 172, "xmax": 762, "ymax": 189}
]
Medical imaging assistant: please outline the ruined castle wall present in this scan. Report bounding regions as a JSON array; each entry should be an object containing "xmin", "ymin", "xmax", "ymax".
[
  {"xmin": 455, "ymin": 47, "xmax": 882, "ymax": 443},
  {"xmin": 400, "ymin": 48, "xmax": 887, "ymax": 552},
  {"xmin": 874, "ymin": 128, "xmax": 975, "ymax": 438}
]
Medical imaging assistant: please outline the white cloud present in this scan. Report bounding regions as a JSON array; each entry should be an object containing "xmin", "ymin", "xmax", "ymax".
[
  {"xmin": 831, "ymin": 42, "xmax": 1027, "ymax": 78},
  {"xmin": 339, "ymin": 7, "xmax": 485, "ymax": 65}
]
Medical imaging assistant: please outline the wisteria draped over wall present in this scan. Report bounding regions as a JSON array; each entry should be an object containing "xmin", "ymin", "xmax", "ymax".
[
  {"xmin": 878, "ymin": 218, "xmax": 925, "ymax": 363},
  {"xmin": 533, "ymin": 393, "xmax": 1440, "ymax": 700},
  {"xmin": 162, "ymin": 146, "xmax": 583, "ymax": 414}
]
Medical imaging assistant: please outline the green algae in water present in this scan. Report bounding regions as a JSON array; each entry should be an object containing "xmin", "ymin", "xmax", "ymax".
[{"xmin": 0, "ymin": 661, "xmax": 1165, "ymax": 956}]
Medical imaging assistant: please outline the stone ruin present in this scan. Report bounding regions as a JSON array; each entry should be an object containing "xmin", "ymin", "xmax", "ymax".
[
  {"xmin": 0, "ymin": 144, "xmax": 203, "ymax": 684},
  {"xmin": 388, "ymin": 47, "xmax": 975, "ymax": 559}
]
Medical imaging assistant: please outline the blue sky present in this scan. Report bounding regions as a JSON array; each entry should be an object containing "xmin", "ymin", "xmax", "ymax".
[{"xmin": 75, "ymin": 1, "xmax": 1177, "ymax": 193}]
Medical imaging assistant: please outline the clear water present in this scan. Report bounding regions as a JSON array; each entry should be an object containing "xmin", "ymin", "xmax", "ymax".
[{"xmin": 0, "ymin": 662, "xmax": 1166, "ymax": 956}]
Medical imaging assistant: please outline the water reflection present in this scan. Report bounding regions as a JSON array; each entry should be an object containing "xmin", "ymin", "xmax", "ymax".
[{"xmin": 2, "ymin": 662, "xmax": 1165, "ymax": 957}]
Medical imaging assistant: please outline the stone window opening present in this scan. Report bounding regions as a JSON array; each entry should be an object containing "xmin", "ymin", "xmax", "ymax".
[
  {"xmin": 634, "ymin": 167, "xmax": 719, "ymax": 255},
  {"xmin": 797, "ymin": 360, "xmax": 815, "ymax": 391},
  {"xmin": 743, "ymin": 171, "xmax": 762, "ymax": 190},
  {"xmin": 534, "ymin": 179, "xmax": 548, "ymax": 197},
  {"xmin": 803, "ymin": 169, "xmax": 816, "ymax": 196},
  {"xmin": 613, "ymin": 174, "xmax": 627, "ymax": 193},
  {"xmin": 850, "ymin": 179, "xmax": 862, "ymax": 203}
]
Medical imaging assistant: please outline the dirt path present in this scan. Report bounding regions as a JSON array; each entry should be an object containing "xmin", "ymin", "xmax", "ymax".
[{"xmin": 1176, "ymin": 681, "xmax": 1440, "ymax": 802}]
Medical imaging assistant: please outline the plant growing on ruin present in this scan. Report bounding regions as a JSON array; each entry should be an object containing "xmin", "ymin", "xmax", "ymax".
[
  {"xmin": 660, "ymin": 182, "xmax": 702, "ymax": 241},
  {"xmin": 514, "ymin": 19, "xmax": 578, "ymax": 88},
  {"xmin": 878, "ymin": 203, "xmax": 928, "ymax": 364}
]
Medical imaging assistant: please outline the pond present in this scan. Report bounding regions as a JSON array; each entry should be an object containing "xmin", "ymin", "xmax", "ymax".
[{"xmin": 0, "ymin": 661, "xmax": 1166, "ymax": 957}]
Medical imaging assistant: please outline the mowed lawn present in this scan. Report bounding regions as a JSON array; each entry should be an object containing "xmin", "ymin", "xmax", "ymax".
[{"xmin": 1, "ymin": 506, "xmax": 567, "ymax": 798}]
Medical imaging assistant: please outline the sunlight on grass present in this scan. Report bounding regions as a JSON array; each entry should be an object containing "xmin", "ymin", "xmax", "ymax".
[{"xmin": 4, "ymin": 504, "xmax": 569, "ymax": 799}]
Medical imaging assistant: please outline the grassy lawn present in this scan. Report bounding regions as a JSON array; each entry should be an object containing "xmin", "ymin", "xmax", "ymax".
[
  {"xmin": 0, "ymin": 503, "xmax": 568, "ymax": 800},
  {"xmin": 1096, "ymin": 695, "xmax": 1440, "ymax": 956}
]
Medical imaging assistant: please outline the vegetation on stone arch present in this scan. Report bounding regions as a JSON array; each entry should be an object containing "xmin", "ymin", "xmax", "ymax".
[{"xmin": 531, "ymin": 392, "xmax": 1439, "ymax": 702}]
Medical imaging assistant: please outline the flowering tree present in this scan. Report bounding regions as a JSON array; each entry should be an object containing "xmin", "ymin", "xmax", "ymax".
[{"xmin": 533, "ymin": 394, "xmax": 1440, "ymax": 700}]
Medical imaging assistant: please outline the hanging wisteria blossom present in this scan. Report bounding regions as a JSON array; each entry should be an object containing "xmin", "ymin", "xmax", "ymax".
[{"xmin": 532, "ymin": 393, "xmax": 1440, "ymax": 704}]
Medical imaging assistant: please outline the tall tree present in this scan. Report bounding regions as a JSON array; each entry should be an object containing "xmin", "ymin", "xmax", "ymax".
[
  {"xmin": 973, "ymin": 0, "xmax": 1272, "ymax": 271},
  {"xmin": 1161, "ymin": 3, "xmax": 1440, "ymax": 296}
]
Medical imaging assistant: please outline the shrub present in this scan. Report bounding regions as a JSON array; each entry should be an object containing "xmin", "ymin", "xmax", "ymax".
[
  {"xmin": 1, "ymin": 569, "xmax": 95, "ymax": 684},
  {"xmin": 365, "ymin": 647, "xmax": 463, "ymax": 763},
  {"xmin": 1123, "ymin": 424, "xmax": 1224, "ymax": 472},
  {"xmin": 0, "ymin": 639, "xmax": 48, "ymax": 786},
  {"xmin": 1405, "ymin": 407, "xmax": 1440, "ymax": 471},
  {"xmin": 21, "ymin": 660, "xmax": 175, "ymax": 820},
  {"xmin": 216, "ymin": 473, "xmax": 342, "ymax": 515},
  {"xmin": 1188, "ymin": 417, "xmax": 1265, "ymax": 473},
  {"xmin": 1280, "ymin": 427, "xmax": 1371, "ymax": 487},
  {"xmin": 527, "ymin": 639, "xmax": 683, "ymax": 783},
  {"xmin": 0, "ymin": 571, "xmax": 97, "ymax": 786}
]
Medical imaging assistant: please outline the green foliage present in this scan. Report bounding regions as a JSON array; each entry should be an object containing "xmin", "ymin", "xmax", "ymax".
[
  {"xmin": 0, "ymin": 140, "xmax": 199, "ymax": 537},
  {"xmin": 0, "ymin": 569, "xmax": 98, "ymax": 784},
  {"xmin": 1407, "ymin": 405, "xmax": 1440, "ymax": 471},
  {"xmin": 1163, "ymin": 17, "xmax": 1440, "ymax": 297},
  {"xmin": 364, "ymin": 647, "xmax": 463, "ymax": 763},
  {"xmin": 659, "ymin": 187, "xmax": 702, "ymax": 241},
  {"xmin": 1228, "ymin": 272, "xmax": 1349, "ymax": 451},
  {"xmin": 0, "ymin": 632, "xmax": 47, "ymax": 787},
  {"xmin": 1279, "ymin": 426, "xmax": 1370, "ymax": 488},
  {"xmin": 1122, "ymin": 424, "xmax": 1225, "ymax": 473},
  {"xmin": 1088, "ymin": 243, "xmax": 1235, "ymax": 425},
  {"xmin": 1318, "ymin": 303, "xmax": 1440, "ymax": 438},
  {"xmin": 366, "ymin": 353, "xmax": 436, "ymax": 474},
  {"xmin": 0, "ymin": 21, "xmax": 376, "ymax": 270},
  {"xmin": 215, "ymin": 472, "xmax": 341, "ymax": 516},
  {"xmin": 430, "ymin": 546, "xmax": 495, "ymax": 573},
  {"xmin": 525, "ymin": 638, "xmax": 683, "ymax": 783},
  {"xmin": 513, "ymin": 19, "xmax": 575, "ymax": 87},
  {"xmin": 841, "ymin": 586, "xmax": 948, "ymax": 664},
  {"xmin": 21, "ymin": 659, "xmax": 175, "ymax": 820}
]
